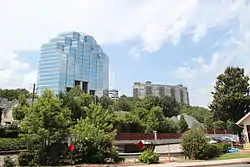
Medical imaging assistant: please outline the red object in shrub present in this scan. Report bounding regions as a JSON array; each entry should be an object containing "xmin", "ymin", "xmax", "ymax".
[{"xmin": 69, "ymin": 144, "xmax": 75, "ymax": 152}]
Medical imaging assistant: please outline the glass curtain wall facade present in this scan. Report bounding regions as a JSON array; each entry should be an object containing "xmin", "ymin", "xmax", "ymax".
[{"xmin": 37, "ymin": 31, "xmax": 109, "ymax": 96}]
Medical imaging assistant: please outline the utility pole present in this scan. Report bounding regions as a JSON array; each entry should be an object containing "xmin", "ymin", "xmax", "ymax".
[{"xmin": 31, "ymin": 83, "xmax": 36, "ymax": 110}]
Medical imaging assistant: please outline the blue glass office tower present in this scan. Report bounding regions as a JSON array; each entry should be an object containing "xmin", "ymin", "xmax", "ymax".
[{"xmin": 37, "ymin": 32, "xmax": 109, "ymax": 96}]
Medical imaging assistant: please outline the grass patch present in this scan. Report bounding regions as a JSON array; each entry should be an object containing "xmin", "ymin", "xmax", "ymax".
[{"xmin": 215, "ymin": 153, "xmax": 250, "ymax": 160}]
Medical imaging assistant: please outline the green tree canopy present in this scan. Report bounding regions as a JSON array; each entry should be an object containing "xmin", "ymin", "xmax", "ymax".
[
  {"xmin": 70, "ymin": 101, "xmax": 118, "ymax": 164},
  {"xmin": 180, "ymin": 106, "xmax": 213, "ymax": 123},
  {"xmin": 99, "ymin": 95, "xmax": 113, "ymax": 109},
  {"xmin": 116, "ymin": 97, "xmax": 132, "ymax": 112},
  {"xmin": 0, "ymin": 88, "xmax": 30, "ymax": 100},
  {"xmin": 59, "ymin": 87, "xmax": 95, "ymax": 122},
  {"xmin": 20, "ymin": 90, "xmax": 71, "ymax": 165},
  {"xmin": 160, "ymin": 96, "xmax": 180, "ymax": 117},
  {"xmin": 71, "ymin": 119, "xmax": 118, "ymax": 164},
  {"xmin": 12, "ymin": 94, "xmax": 30, "ymax": 121},
  {"xmin": 209, "ymin": 66, "xmax": 250, "ymax": 122},
  {"xmin": 133, "ymin": 96, "xmax": 180, "ymax": 117},
  {"xmin": 179, "ymin": 115, "xmax": 188, "ymax": 133}
]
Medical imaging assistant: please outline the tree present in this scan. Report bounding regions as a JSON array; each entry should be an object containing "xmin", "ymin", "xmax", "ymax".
[
  {"xmin": 179, "ymin": 115, "xmax": 188, "ymax": 133},
  {"xmin": 180, "ymin": 106, "xmax": 214, "ymax": 130},
  {"xmin": 117, "ymin": 98, "xmax": 132, "ymax": 112},
  {"xmin": 20, "ymin": 90, "xmax": 71, "ymax": 165},
  {"xmin": 209, "ymin": 66, "xmax": 250, "ymax": 123},
  {"xmin": 84, "ymin": 104, "xmax": 115, "ymax": 133},
  {"xmin": 132, "ymin": 107, "xmax": 150, "ymax": 122},
  {"xmin": 12, "ymin": 94, "xmax": 30, "ymax": 121},
  {"xmin": 0, "ymin": 88, "xmax": 30, "ymax": 100},
  {"xmin": 134, "ymin": 96, "xmax": 161, "ymax": 111},
  {"xmin": 132, "ymin": 106, "xmax": 179, "ymax": 133},
  {"xmin": 114, "ymin": 112, "xmax": 144, "ymax": 133},
  {"xmin": 59, "ymin": 88, "xmax": 94, "ymax": 122},
  {"xmin": 180, "ymin": 106, "xmax": 213, "ymax": 123},
  {"xmin": 143, "ymin": 106, "xmax": 165, "ymax": 133},
  {"xmin": 160, "ymin": 96, "xmax": 180, "ymax": 117},
  {"xmin": 133, "ymin": 96, "xmax": 180, "ymax": 117},
  {"xmin": 99, "ymin": 95, "xmax": 113, "ymax": 109},
  {"xmin": 213, "ymin": 121, "xmax": 226, "ymax": 130},
  {"xmin": 70, "ymin": 103, "xmax": 118, "ymax": 164},
  {"xmin": 71, "ymin": 120, "xmax": 118, "ymax": 164}
]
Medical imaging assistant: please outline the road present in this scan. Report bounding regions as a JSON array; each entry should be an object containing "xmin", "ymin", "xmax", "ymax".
[{"xmin": 212, "ymin": 165, "xmax": 249, "ymax": 167}]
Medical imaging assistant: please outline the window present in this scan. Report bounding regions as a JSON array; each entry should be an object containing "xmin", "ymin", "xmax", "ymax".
[{"xmin": 84, "ymin": 36, "xmax": 87, "ymax": 42}]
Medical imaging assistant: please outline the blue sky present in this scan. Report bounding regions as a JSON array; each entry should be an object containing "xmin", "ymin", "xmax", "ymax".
[{"xmin": 1, "ymin": 0, "xmax": 250, "ymax": 107}]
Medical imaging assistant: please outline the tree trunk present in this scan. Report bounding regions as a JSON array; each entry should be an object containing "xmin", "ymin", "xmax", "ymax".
[{"xmin": 239, "ymin": 132, "xmax": 242, "ymax": 144}]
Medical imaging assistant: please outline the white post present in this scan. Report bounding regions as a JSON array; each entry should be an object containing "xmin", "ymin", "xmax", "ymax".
[{"xmin": 153, "ymin": 130, "xmax": 157, "ymax": 141}]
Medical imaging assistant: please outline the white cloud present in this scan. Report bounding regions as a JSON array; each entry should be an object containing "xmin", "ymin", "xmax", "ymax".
[
  {"xmin": 175, "ymin": 16, "xmax": 250, "ymax": 107},
  {"xmin": 0, "ymin": 0, "xmax": 249, "ymax": 97}
]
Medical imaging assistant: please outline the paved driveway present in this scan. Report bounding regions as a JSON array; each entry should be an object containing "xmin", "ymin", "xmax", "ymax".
[{"xmin": 155, "ymin": 144, "xmax": 182, "ymax": 153}]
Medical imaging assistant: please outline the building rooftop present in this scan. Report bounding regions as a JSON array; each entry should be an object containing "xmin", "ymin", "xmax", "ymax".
[
  {"xmin": 171, "ymin": 114, "xmax": 202, "ymax": 130},
  {"xmin": 133, "ymin": 81, "xmax": 187, "ymax": 89}
]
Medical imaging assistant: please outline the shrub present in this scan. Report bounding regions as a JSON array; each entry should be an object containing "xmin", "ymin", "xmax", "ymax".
[
  {"xmin": 0, "ymin": 138, "xmax": 27, "ymax": 151},
  {"xmin": 3, "ymin": 156, "xmax": 15, "ymax": 167},
  {"xmin": 0, "ymin": 124, "xmax": 20, "ymax": 138},
  {"xmin": 181, "ymin": 129, "xmax": 209, "ymax": 160},
  {"xmin": 138, "ymin": 149, "xmax": 159, "ymax": 164},
  {"xmin": 0, "ymin": 126, "xmax": 5, "ymax": 137},
  {"xmin": 205, "ymin": 144, "xmax": 221, "ymax": 159},
  {"xmin": 71, "ymin": 120, "xmax": 119, "ymax": 164},
  {"xmin": 181, "ymin": 129, "xmax": 223, "ymax": 160},
  {"xmin": 71, "ymin": 138, "xmax": 119, "ymax": 164},
  {"xmin": 217, "ymin": 143, "xmax": 231, "ymax": 153},
  {"xmin": 18, "ymin": 151, "xmax": 35, "ymax": 166}
]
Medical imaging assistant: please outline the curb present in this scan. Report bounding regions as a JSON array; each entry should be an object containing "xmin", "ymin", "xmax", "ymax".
[
  {"xmin": 176, "ymin": 160, "xmax": 250, "ymax": 167},
  {"xmin": 119, "ymin": 152, "xmax": 183, "ymax": 157}
]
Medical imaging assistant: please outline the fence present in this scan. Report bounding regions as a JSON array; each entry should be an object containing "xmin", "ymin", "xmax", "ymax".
[{"xmin": 115, "ymin": 130, "xmax": 233, "ymax": 140}]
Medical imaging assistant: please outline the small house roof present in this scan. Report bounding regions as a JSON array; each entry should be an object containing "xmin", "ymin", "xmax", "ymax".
[
  {"xmin": 236, "ymin": 112, "xmax": 250, "ymax": 126},
  {"xmin": 170, "ymin": 113, "xmax": 202, "ymax": 130}
]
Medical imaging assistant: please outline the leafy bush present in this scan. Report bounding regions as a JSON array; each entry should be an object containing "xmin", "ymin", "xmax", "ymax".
[
  {"xmin": 71, "ymin": 134, "xmax": 119, "ymax": 164},
  {"xmin": 0, "ymin": 124, "xmax": 20, "ymax": 138},
  {"xmin": 0, "ymin": 138, "xmax": 27, "ymax": 151},
  {"xmin": 181, "ymin": 129, "xmax": 223, "ymax": 160},
  {"xmin": 5, "ymin": 124, "xmax": 19, "ymax": 138},
  {"xmin": 71, "ymin": 118, "xmax": 119, "ymax": 164},
  {"xmin": 0, "ymin": 126, "xmax": 5, "ymax": 137},
  {"xmin": 217, "ymin": 143, "xmax": 231, "ymax": 153},
  {"xmin": 18, "ymin": 151, "xmax": 34, "ymax": 166},
  {"xmin": 138, "ymin": 149, "xmax": 159, "ymax": 164},
  {"xmin": 205, "ymin": 144, "xmax": 221, "ymax": 159},
  {"xmin": 3, "ymin": 156, "xmax": 15, "ymax": 167},
  {"xmin": 181, "ymin": 129, "xmax": 210, "ymax": 160}
]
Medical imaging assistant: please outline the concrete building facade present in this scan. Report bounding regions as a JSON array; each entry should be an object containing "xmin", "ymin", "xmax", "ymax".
[
  {"xmin": 133, "ymin": 81, "xmax": 189, "ymax": 105},
  {"xmin": 108, "ymin": 89, "xmax": 119, "ymax": 100}
]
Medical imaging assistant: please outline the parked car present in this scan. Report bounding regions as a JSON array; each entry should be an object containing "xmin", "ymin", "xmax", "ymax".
[
  {"xmin": 220, "ymin": 136, "xmax": 232, "ymax": 143},
  {"xmin": 211, "ymin": 137, "xmax": 222, "ymax": 143},
  {"xmin": 206, "ymin": 136, "xmax": 217, "ymax": 144}
]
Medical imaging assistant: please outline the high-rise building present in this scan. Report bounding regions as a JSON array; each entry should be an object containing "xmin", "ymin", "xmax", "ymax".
[
  {"xmin": 133, "ymin": 81, "xmax": 189, "ymax": 105},
  {"xmin": 37, "ymin": 32, "xmax": 109, "ymax": 96},
  {"xmin": 108, "ymin": 89, "xmax": 119, "ymax": 100}
]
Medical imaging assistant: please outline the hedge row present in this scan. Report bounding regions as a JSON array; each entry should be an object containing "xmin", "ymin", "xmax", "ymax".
[
  {"xmin": 0, "ymin": 137, "xmax": 27, "ymax": 151},
  {"xmin": 0, "ymin": 124, "xmax": 20, "ymax": 138}
]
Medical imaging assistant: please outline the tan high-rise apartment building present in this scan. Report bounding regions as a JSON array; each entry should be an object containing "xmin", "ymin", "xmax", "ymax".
[{"xmin": 133, "ymin": 81, "xmax": 189, "ymax": 105}]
